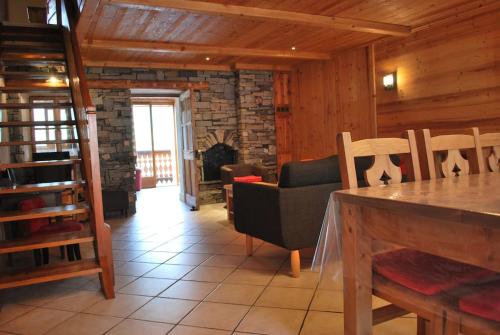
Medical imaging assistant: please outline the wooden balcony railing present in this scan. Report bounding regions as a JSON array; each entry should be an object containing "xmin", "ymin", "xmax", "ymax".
[{"xmin": 136, "ymin": 150, "xmax": 175, "ymax": 185}]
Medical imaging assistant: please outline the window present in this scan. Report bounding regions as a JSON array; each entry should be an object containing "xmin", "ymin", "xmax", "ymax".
[
  {"xmin": 27, "ymin": 6, "xmax": 47, "ymax": 24},
  {"xmin": 31, "ymin": 97, "xmax": 78, "ymax": 155}
]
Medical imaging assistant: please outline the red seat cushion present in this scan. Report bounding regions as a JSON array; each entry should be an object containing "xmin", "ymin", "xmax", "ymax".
[
  {"xmin": 18, "ymin": 197, "xmax": 50, "ymax": 233},
  {"xmin": 459, "ymin": 281, "xmax": 500, "ymax": 322},
  {"xmin": 374, "ymin": 249, "xmax": 494, "ymax": 296},
  {"xmin": 32, "ymin": 221, "xmax": 84, "ymax": 235},
  {"xmin": 234, "ymin": 175, "xmax": 263, "ymax": 183}
]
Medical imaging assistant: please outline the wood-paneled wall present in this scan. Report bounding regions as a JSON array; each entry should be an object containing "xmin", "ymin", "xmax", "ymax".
[
  {"xmin": 376, "ymin": 11, "xmax": 500, "ymax": 137},
  {"xmin": 289, "ymin": 47, "xmax": 376, "ymax": 160}
]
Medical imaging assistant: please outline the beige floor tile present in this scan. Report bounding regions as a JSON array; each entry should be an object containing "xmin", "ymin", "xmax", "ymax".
[
  {"xmin": 119, "ymin": 277, "xmax": 176, "ymax": 296},
  {"xmin": 130, "ymin": 297, "xmax": 198, "ymax": 323},
  {"xmin": 184, "ymin": 243, "xmax": 224, "ymax": 254},
  {"xmin": 0, "ymin": 308, "xmax": 74, "ymax": 335},
  {"xmin": 166, "ymin": 253, "xmax": 211, "ymax": 266},
  {"xmin": 154, "ymin": 241, "xmax": 193, "ymax": 253},
  {"xmin": 115, "ymin": 262, "xmax": 159, "ymax": 276},
  {"xmin": 113, "ymin": 275, "xmax": 139, "ymax": 289},
  {"xmin": 201, "ymin": 255, "xmax": 246, "ymax": 268},
  {"xmin": 236, "ymin": 306, "xmax": 306, "ymax": 335},
  {"xmin": 84, "ymin": 293, "xmax": 151, "ymax": 317},
  {"xmin": 205, "ymin": 283, "xmax": 264, "ymax": 305},
  {"xmin": 124, "ymin": 241, "xmax": 164, "ymax": 251},
  {"xmin": 144, "ymin": 264, "xmax": 195, "ymax": 279},
  {"xmin": 270, "ymin": 271, "xmax": 319, "ymax": 289},
  {"xmin": 180, "ymin": 302, "xmax": 249, "ymax": 331},
  {"xmin": 0, "ymin": 304, "xmax": 34, "ymax": 326},
  {"xmin": 106, "ymin": 319, "xmax": 174, "ymax": 335},
  {"xmin": 217, "ymin": 244, "xmax": 250, "ymax": 256},
  {"xmin": 0, "ymin": 285, "xmax": 74, "ymax": 307},
  {"xmin": 239, "ymin": 256, "xmax": 286, "ymax": 271},
  {"xmin": 309, "ymin": 289, "xmax": 343, "ymax": 313},
  {"xmin": 42, "ymin": 290, "xmax": 104, "ymax": 312},
  {"xmin": 200, "ymin": 233, "xmax": 239, "ymax": 245},
  {"xmin": 132, "ymin": 251, "xmax": 178, "ymax": 263},
  {"xmin": 374, "ymin": 317, "xmax": 416, "ymax": 335},
  {"xmin": 300, "ymin": 311, "xmax": 343, "ymax": 335},
  {"xmin": 44, "ymin": 313, "xmax": 122, "ymax": 335},
  {"xmin": 159, "ymin": 280, "xmax": 217, "ymax": 300},
  {"xmin": 256, "ymin": 287, "xmax": 314, "ymax": 310},
  {"xmin": 183, "ymin": 266, "xmax": 233, "ymax": 282},
  {"xmin": 112, "ymin": 250, "xmax": 145, "ymax": 262},
  {"xmin": 253, "ymin": 245, "xmax": 290, "ymax": 258},
  {"xmin": 168, "ymin": 325, "xmax": 230, "ymax": 335},
  {"xmin": 224, "ymin": 269, "xmax": 275, "ymax": 286}
]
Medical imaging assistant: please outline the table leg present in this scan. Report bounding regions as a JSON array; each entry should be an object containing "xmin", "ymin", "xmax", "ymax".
[{"xmin": 342, "ymin": 202, "xmax": 373, "ymax": 335}]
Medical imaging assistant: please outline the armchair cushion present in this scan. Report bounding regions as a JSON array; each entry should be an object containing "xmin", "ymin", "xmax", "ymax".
[{"xmin": 234, "ymin": 175, "xmax": 263, "ymax": 183}]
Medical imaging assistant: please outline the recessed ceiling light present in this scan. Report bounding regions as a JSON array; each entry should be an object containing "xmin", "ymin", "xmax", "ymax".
[
  {"xmin": 291, "ymin": 46, "xmax": 296, "ymax": 51},
  {"xmin": 205, "ymin": 57, "xmax": 211, "ymax": 61}
]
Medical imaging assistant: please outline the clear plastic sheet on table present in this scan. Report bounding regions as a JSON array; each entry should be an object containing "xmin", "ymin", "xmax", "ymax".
[{"xmin": 310, "ymin": 192, "xmax": 500, "ymax": 332}]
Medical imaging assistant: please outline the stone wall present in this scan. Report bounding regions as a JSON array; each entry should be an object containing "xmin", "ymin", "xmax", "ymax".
[
  {"xmin": 85, "ymin": 67, "xmax": 276, "ymax": 207},
  {"xmin": 236, "ymin": 71, "xmax": 276, "ymax": 175},
  {"xmin": 89, "ymin": 88, "xmax": 136, "ymax": 214}
]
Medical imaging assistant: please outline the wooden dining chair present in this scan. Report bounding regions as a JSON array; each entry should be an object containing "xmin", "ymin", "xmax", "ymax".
[
  {"xmin": 416, "ymin": 128, "xmax": 484, "ymax": 179},
  {"xmin": 337, "ymin": 131, "xmax": 494, "ymax": 335},
  {"xmin": 479, "ymin": 131, "xmax": 500, "ymax": 172}
]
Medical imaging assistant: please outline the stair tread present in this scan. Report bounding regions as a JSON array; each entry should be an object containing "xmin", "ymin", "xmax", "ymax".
[
  {"xmin": 0, "ymin": 53, "xmax": 66, "ymax": 61},
  {"xmin": 0, "ymin": 181, "xmax": 85, "ymax": 195},
  {"xmin": 0, "ymin": 121, "xmax": 77, "ymax": 127},
  {"xmin": 0, "ymin": 139, "xmax": 79, "ymax": 146},
  {"xmin": 0, "ymin": 86, "xmax": 70, "ymax": 93},
  {"xmin": 0, "ymin": 22, "xmax": 61, "ymax": 31},
  {"xmin": 0, "ymin": 71, "xmax": 68, "ymax": 79},
  {"xmin": 0, "ymin": 102, "xmax": 73, "ymax": 109},
  {"xmin": 0, "ymin": 159, "xmax": 81, "ymax": 169},
  {"xmin": 0, "ymin": 230, "xmax": 94, "ymax": 254},
  {"xmin": 0, "ymin": 259, "xmax": 101, "ymax": 289},
  {"xmin": 0, "ymin": 204, "xmax": 89, "ymax": 223}
]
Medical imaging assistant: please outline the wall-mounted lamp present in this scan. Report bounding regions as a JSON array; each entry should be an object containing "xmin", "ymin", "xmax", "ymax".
[{"xmin": 382, "ymin": 72, "xmax": 397, "ymax": 90}]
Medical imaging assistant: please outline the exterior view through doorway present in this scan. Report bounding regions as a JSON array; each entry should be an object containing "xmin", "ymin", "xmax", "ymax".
[{"xmin": 132, "ymin": 99, "xmax": 179, "ymax": 189}]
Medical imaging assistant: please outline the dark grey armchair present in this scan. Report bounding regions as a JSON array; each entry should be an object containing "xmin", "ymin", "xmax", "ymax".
[{"xmin": 233, "ymin": 155, "xmax": 371, "ymax": 277}]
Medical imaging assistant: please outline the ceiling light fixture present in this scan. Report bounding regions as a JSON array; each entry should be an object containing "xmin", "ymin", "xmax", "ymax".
[
  {"xmin": 205, "ymin": 57, "xmax": 211, "ymax": 61},
  {"xmin": 291, "ymin": 46, "xmax": 296, "ymax": 51}
]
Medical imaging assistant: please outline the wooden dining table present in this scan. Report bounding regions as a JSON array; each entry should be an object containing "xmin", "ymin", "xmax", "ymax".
[{"xmin": 334, "ymin": 172, "xmax": 500, "ymax": 335}]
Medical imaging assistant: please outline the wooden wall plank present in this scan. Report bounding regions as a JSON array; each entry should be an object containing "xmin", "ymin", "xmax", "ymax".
[
  {"xmin": 376, "ymin": 11, "xmax": 500, "ymax": 137},
  {"xmin": 289, "ymin": 47, "xmax": 375, "ymax": 160}
]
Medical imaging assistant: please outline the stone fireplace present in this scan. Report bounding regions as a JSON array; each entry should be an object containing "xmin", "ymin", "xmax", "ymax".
[
  {"xmin": 198, "ymin": 129, "xmax": 238, "ymax": 203},
  {"xmin": 201, "ymin": 143, "xmax": 237, "ymax": 182}
]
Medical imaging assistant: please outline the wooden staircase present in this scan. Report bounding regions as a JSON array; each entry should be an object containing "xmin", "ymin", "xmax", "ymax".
[{"xmin": 0, "ymin": 13, "xmax": 114, "ymax": 298}]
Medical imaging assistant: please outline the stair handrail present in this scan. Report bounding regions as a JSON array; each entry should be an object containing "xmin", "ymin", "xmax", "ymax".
[{"xmin": 54, "ymin": 0, "xmax": 115, "ymax": 297}]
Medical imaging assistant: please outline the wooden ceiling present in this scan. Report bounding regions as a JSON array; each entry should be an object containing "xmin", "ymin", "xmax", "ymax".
[{"xmin": 78, "ymin": 0, "xmax": 498, "ymax": 71}]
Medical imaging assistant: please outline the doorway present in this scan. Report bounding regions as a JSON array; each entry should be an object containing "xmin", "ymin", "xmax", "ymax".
[{"xmin": 132, "ymin": 99, "xmax": 178, "ymax": 189}]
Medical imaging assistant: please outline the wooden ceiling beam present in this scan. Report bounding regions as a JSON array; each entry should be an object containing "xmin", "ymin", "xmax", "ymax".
[
  {"xmin": 83, "ymin": 39, "xmax": 331, "ymax": 60},
  {"xmin": 87, "ymin": 79, "xmax": 209, "ymax": 90},
  {"xmin": 84, "ymin": 59, "xmax": 292, "ymax": 72},
  {"xmin": 84, "ymin": 59, "xmax": 232, "ymax": 71},
  {"xmin": 106, "ymin": 0, "xmax": 411, "ymax": 36}
]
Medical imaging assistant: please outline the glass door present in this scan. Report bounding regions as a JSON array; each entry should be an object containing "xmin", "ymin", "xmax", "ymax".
[{"xmin": 133, "ymin": 101, "xmax": 178, "ymax": 188}]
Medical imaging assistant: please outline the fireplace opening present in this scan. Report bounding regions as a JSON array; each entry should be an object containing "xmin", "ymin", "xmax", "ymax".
[{"xmin": 202, "ymin": 143, "xmax": 237, "ymax": 181}]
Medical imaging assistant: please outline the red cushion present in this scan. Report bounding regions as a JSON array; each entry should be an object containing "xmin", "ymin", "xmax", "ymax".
[
  {"xmin": 374, "ymin": 249, "xmax": 494, "ymax": 296},
  {"xmin": 459, "ymin": 281, "xmax": 500, "ymax": 322},
  {"xmin": 234, "ymin": 175, "xmax": 263, "ymax": 183},
  {"xmin": 32, "ymin": 221, "xmax": 84, "ymax": 235},
  {"xmin": 18, "ymin": 197, "xmax": 49, "ymax": 233}
]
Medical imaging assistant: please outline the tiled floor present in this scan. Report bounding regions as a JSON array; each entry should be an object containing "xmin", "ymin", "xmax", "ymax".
[{"xmin": 0, "ymin": 187, "xmax": 416, "ymax": 334}]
